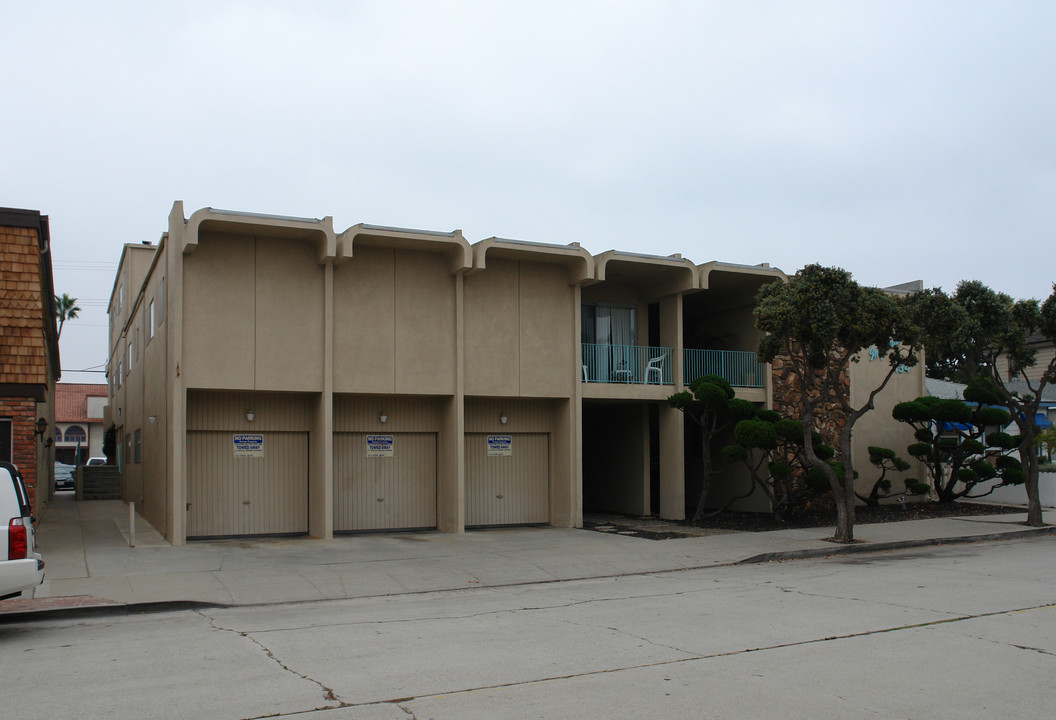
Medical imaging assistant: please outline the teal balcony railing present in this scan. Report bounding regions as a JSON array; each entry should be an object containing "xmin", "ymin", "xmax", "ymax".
[
  {"xmin": 683, "ymin": 349, "xmax": 765, "ymax": 388},
  {"xmin": 582, "ymin": 344, "xmax": 674, "ymax": 385}
]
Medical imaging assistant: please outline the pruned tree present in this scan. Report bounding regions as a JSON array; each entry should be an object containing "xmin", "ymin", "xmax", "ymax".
[
  {"xmin": 55, "ymin": 292, "xmax": 81, "ymax": 339},
  {"xmin": 668, "ymin": 374, "xmax": 756, "ymax": 522},
  {"xmin": 892, "ymin": 388, "xmax": 1021, "ymax": 502},
  {"xmin": 860, "ymin": 446, "xmax": 927, "ymax": 506},
  {"xmin": 720, "ymin": 411, "xmax": 833, "ymax": 520},
  {"xmin": 755, "ymin": 265, "xmax": 920, "ymax": 542},
  {"xmin": 917, "ymin": 282, "xmax": 1056, "ymax": 526}
]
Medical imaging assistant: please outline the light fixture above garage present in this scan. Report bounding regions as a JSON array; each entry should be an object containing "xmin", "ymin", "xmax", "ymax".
[
  {"xmin": 379, "ymin": 411, "xmax": 388, "ymax": 423},
  {"xmin": 246, "ymin": 410, "xmax": 255, "ymax": 422},
  {"xmin": 500, "ymin": 413, "xmax": 508, "ymax": 424}
]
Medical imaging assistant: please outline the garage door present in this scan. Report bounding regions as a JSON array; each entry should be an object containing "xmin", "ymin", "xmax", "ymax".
[
  {"xmin": 186, "ymin": 431, "xmax": 308, "ymax": 538},
  {"xmin": 465, "ymin": 432, "xmax": 549, "ymax": 527},
  {"xmin": 333, "ymin": 432, "xmax": 437, "ymax": 531}
]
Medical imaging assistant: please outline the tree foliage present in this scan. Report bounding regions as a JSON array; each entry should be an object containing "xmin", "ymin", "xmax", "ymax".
[
  {"xmin": 720, "ymin": 412, "xmax": 833, "ymax": 521},
  {"xmin": 916, "ymin": 281, "xmax": 1056, "ymax": 525},
  {"xmin": 55, "ymin": 292, "xmax": 81, "ymax": 340},
  {"xmin": 668, "ymin": 375, "xmax": 756, "ymax": 522},
  {"xmin": 891, "ymin": 396, "xmax": 1019, "ymax": 502},
  {"xmin": 755, "ymin": 265, "xmax": 920, "ymax": 542},
  {"xmin": 859, "ymin": 446, "xmax": 926, "ymax": 506}
]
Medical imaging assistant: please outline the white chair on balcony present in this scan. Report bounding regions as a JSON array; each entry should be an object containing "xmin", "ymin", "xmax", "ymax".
[
  {"xmin": 644, "ymin": 353, "xmax": 666, "ymax": 384},
  {"xmin": 582, "ymin": 364, "xmax": 589, "ymax": 382}
]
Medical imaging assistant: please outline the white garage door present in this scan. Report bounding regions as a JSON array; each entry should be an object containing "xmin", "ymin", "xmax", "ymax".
[
  {"xmin": 186, "ymin": 431, "xmax": 308, "ymax": 538},
  {"xmin": 333, "ymin": 432, "xmax": 437, "ymax": 531},
  {"xmin": 465, "ymin": 432, "xmax": 549, "ymax": 527}
]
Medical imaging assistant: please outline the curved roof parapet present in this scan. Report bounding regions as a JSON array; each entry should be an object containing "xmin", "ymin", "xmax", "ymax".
[
  {"xmin": 471, "ymin": 237, "xmax": 594, "ymax": 285},
  {"xmin": 592, "ymin": 250, "xmax": 699, "ymax": 300},
  {"xmin": 336, "ymin": 223, "xmax": 472, "ymax": 274},
  {"xmin": 698, "ymin": 260, "xmax": 787, "ymax": 290},
  {"xmin": 182, "ymin": 206, "xmax": 336, "ymax": 262}
]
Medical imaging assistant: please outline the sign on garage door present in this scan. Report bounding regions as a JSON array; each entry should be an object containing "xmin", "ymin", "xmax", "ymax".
[
  {"xmin": 187, "ymin": 431, "xmax": 308, "ymax": 538},
  {"xmin": 333, "ymin": 432, "xmax": 437, "ymax": 532},
  {"xmin": 466, "ymin": 432, "xmax": 549, "ymax": 527}
]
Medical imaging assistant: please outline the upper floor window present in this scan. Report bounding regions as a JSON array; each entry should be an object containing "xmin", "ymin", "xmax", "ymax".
[
  {"xmin": 118, "ymin": 284, "xmax": 124, "ymax": 310},
  {"xmin": 581, "ymin": 304, "xmax": 636, "ymax": 346},
  {"xmin": 148, "ymin": 299, "xmax": 155, "ymax": 340},
  {"xmin": 64, "ymin": 425, "xmax": 87, "ymax": 444}
]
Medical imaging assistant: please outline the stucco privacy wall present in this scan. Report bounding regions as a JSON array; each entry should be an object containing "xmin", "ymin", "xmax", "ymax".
[{"xmin": 849, "ymin": 347, "xmax": 927, "ymax": 498}]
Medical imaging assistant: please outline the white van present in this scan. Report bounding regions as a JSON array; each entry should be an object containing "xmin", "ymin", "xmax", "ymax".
[{"xmin": 0, "ymin": 461, "xmax": 45, "ymax": 600}]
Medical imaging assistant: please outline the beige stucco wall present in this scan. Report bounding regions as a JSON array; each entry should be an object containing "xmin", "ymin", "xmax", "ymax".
[
  {"xmin": 464, "ymin": 259, "xmax": 575, "ymax": 398},
  {"xmin": 849, "ymin": 348, "xmax": 927, "ymax": 500},
  {"xmin": 333, "ymin": 247, "xmax": 457, "ymax": 395}
]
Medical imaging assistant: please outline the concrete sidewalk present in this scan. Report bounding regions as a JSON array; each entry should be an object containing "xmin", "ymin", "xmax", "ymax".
[{"xmin": 3, "ymin": 493, "xmax": 1053, "ymax": 620}]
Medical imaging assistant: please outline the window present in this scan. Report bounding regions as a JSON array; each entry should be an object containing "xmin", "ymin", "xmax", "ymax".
[
  {"xmin": 127, "ymin": 342, "xmax": 132, "ymax": 375},
  {"xmin": 64, "ymin": 425, "xmax": 87, "ymax": 444},
  {"xmin": 148, "ymin": 299, "xmax": 155, "ymax": 340},
  {"xmin": 117, "ymin": 360, "xmax": 123, "ymax": 387},
  {"xmin": 134, "ymin": 328, "xmax": 139, "ymax": 362},
  {"xmin": 157, "ymin": 276, "xmax": 166, "ymax": 324},
  {"xmin": 118, "ymin": 284, "xmax": 124, "ymax": 310},
  {"xmin": 0, "ymin": 419, "xmax": 11, "ymax": 463},
  {"xmin": 134, "ymin": 429, "xmax": 142, "ymax": 463}
]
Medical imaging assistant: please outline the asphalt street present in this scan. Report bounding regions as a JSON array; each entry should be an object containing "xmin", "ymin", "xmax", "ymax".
[{"xmin": 3, "ymin": 535, "xmax": 1053, "ymax": 719}]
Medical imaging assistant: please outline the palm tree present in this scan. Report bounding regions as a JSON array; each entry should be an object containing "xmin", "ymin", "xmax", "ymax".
[{"xmin": 55, "ymin": 293, "xmax": 81, "ymax": 339}]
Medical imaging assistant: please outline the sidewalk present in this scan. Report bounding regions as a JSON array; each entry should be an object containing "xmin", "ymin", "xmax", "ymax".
[{"xmin": 3, "ymin": 493, "xmax": 1052, "ymax": 620}]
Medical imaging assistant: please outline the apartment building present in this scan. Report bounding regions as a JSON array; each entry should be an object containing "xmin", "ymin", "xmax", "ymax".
[{"xmin": 108, "ymin": 202, "xmax": 922, "ymax": 544}]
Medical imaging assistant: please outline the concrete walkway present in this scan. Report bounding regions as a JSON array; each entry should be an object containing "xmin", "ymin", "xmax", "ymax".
[{"xmin": 3, "ymin": 493, "xmax": 1052, "ymax": 620}]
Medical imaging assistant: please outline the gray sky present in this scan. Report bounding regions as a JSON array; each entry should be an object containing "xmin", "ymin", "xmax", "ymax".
[{"xmin": 3, "ymin": 1, "xmax": 1054, "ymax": 384}]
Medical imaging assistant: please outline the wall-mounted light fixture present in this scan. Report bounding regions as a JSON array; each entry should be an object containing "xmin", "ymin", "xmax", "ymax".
[
  {"xmin": 246, "ymin": 410, "xmax": 255, "ymax": 422},
  {"xmin": 34, "ymin": 417, "xmax": 48, "ymax": 441},
  {"xmin": 379, "ymin": 411, "xmax": 388, "ymax": 424},
  {"xmin": 148, "ymin": 416, "xmax": 157, "ymax": 424},
  {"xmin": 500, "ymin": 413, "xmax": 508, "ymax": 425}
]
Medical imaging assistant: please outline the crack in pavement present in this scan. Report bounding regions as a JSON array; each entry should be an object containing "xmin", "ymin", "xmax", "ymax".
[
  {"xmin": 308, "ymin": 601, "xmax": 1056, "ymax": 711},
  {"xmin": 561, "ymin": 618, "xmax": 698, "ymax": 657},
  {"xmin": 197, "ymin": 611, "xmax": 348, "ymax": 713}
]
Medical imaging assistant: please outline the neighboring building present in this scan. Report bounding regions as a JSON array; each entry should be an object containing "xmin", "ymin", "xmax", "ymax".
[
  {"xmin": 998, "ymin": 332, "xmax": 1056, "ymax": 386},
  {"xmin": 54, "ymin": 383, "xmax": 108, "ymax": 464},
  {"xmin": 108, "ymin": 202, "xmax": 924, "ymax": 544},
  {"xmin": 1, "ymin": 207, "xmax": 60, "ymax": 516}
]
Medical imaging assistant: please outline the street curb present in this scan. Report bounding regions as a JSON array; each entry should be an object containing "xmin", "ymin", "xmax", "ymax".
[
  {"xmin": 737, "ymin": 526, "xmax": 1056, "ymax": 564},
  {"xmin": 0, "ymin": 599, "xmax": 226, "ymax": 625},
  {"xmin": 5, "ymin": 527, "xmax": 1053, "ymax": 623}
]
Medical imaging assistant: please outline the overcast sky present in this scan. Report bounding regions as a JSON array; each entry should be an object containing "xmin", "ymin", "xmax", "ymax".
[{"xmin": 3, "ymin": 1, "xmax": 1054, "ymax": 384}]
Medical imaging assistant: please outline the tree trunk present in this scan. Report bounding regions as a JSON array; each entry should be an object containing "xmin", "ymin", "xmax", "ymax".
[
  {"xmin": 692, "ymin": 423, "xmax": 713, "ymax": 523},
  {"xmin": 1021, "ymin": 441, "xmax": 1045, "ymax": 527}
]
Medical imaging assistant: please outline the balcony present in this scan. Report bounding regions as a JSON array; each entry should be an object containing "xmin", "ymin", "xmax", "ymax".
[
  {"xmin": 582, "ymin": 344, "xmax": 673, "ymax": 385},
  {"xmin": 683, "ymin": 348, "xmax": 765, "ymax": 388},
  {"xmin": 581, "ymin": 345, "xmax": 766, "ymax": 388}
]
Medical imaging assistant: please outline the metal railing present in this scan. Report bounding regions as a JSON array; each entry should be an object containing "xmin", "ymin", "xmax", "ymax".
[
  {"xmin": 581, "ymin": 344, "xmax": 674, "ymax": 385},
  {"xmin": 683, "ymin": 348, "xmax": 765, "ymax": 388}
]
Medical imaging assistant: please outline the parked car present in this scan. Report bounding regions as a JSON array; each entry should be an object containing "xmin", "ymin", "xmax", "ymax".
[
  {"xmin": 85, "ymin": 457, "xmax": 107, "ymax": 466},
  {"xmin": 54, "ymin": 462, "xmax": 76, "ymax": 491},
  {"xmin": 1, "ymin": 461, "xmax": 45, "ymax": 601}
]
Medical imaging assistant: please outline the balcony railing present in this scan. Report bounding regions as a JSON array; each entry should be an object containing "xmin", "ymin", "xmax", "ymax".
[
  {"xmin": 582, "ymin": 344, "xmax": 674, "ymax": 385},
  {"xmin": 683, "ymin": 349, "xmax": 765, "ymax": 388}
]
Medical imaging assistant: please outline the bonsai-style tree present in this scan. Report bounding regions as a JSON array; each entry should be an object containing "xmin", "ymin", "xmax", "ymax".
[
  {"xmin": 55, "ymin": 292, "xmax": 81, "ymax": 339},
  {"xmin": 668, "ymin": 374, "xmax": 756, "ymax": 522},
  {"xmin": 860, "ymin": 446, "xmax": 927, "ymax": 506},
  {"xmin": 755, "ymin": 265, "xmax": 920, "ymax": 542},
  {"xmin": 720, "ymin": 411, "xmax": 834, "ymax": 520},
  {"xmin": 892, "ymin": 386, "xmax": 1021, "ymax": 503},
  {"xmin": 918, "ymin": 281, "xmax": 1056, "ymax": 526}
]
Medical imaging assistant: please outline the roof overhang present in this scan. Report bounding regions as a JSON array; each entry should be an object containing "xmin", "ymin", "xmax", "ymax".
[
  {"xmin": 183, "ymin": 207, "xmax": 337, "ymax": 263},
  {"xmin": 471, "ymin": 237, "xmax": 594, "ymax": 285},
  {"xmin": 591, "ymin": 251, "xmax": 699, "ymax": 300},
  {"xmin": 337, "ymin": 224, "xmax": 472, "ymax": 274}
]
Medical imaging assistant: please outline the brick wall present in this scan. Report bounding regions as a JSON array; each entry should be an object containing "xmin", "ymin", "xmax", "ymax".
[{"xmin": 0, "ymin": 397, "xmax": 39, "ymax": 513}]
